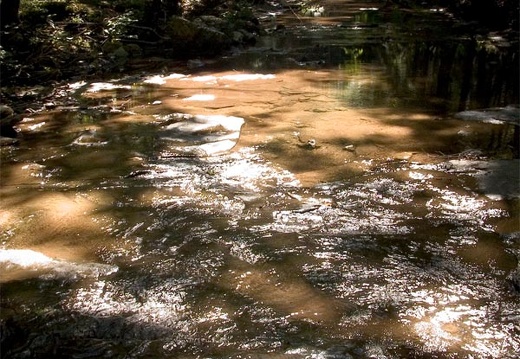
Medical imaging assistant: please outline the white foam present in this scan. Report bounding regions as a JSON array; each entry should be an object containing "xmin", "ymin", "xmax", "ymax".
[
  {"xmin": 0, "ymin": 249, "xmax": 53, "ymax": 266},
  {"xmin": 182, "ymin": 94, "xmax": 216, "ymax": 101},
  {"xmin": 0, "ymin": 249, "xmax": 118, "ymax": 279},
  {"xmin": 87, "ymin": 82, "xmax": 131, "ymax": 92},
  {"xmin": 143, "ymin": 73, "xmax": 186, "ymax": 84}
]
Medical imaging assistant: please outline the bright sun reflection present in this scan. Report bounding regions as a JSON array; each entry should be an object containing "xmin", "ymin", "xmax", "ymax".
[
  {"xmin": 182, "ymin": 94, "xmax": 216, "ymax": 101},
  {"xmin": 413, "ymin": 301, "xmax": 514, "ymax": 357}
]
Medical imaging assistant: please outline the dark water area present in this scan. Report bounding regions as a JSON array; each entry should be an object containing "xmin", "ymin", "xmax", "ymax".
[
  {"xmin": 1, "ymin": 1, "xmax": 519, "ymax": 358},
  {"xmin": 217, "ymin": 5, "xmax": 519, "ymax": 112}
]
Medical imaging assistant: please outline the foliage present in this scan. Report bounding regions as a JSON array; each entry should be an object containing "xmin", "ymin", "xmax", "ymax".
[
  {"xmin": 1, "ymin": 0, "xmax": 517, "ymax": 88},
  {"xmin": 0, "ymin": 0, "xmax": 259, "ymax": 87},
  {"xmin": 104, "ymin": 11, "xmax": 138, "ymax": 39}
]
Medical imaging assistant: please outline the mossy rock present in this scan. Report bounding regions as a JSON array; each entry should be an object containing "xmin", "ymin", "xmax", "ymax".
[
  {"xmin": 166, "ymin": 16, "xmax": 199, "ymax": 43},
  {"xmin": 194, "ymin": 15, "xmax": 228, "ymax": 32},
  {"xmin": 124, "ymin": 43, "xmax": 142, "ymax": 57},
  {"xmin": 166, "ymin": 15, "xmax": 231, "ymax": 55}
]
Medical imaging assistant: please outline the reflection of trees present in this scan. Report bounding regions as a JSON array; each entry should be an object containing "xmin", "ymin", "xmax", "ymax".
[{"xmin": 345, "ymin": 38, "xmax": 519, "ymax": 112}]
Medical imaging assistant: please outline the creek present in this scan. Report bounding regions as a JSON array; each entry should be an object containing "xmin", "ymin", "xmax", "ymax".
[{"xmin": 1, "ymin": 1, "xmax": 519, "ymax": 358}]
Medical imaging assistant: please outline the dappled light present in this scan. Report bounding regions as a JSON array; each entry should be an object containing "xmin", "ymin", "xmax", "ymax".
[{"xmin": 1, "ymin": 1, "xmax": 519, "ymax": 358}]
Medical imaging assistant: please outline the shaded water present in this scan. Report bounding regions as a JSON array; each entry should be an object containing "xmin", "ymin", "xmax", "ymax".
[{"xmin": 1, "ymin": 1, "xmax": 520, "ymax": 358}]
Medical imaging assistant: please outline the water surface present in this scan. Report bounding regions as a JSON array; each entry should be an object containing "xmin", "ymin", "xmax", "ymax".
[{"xmin": 1, "ymin": 1, "xmax": 519, "ymax": 358}]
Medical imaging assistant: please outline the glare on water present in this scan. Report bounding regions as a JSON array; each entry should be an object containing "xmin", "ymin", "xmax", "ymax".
[{"xmin": 1, "ymin": 2, "xmax": 519, "ymax": 358}]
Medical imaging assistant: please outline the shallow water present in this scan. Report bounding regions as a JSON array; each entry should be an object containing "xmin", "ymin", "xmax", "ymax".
[{"xmin": 1, "ymin": 1, "xmax": 519, "ymax": 358}]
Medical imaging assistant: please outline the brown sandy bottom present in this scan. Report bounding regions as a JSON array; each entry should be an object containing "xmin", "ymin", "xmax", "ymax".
[
  {"xmin": 145, "ymin": 68, "xmax": 483, "ymax": 186},
  {"xmin": 1, "ymin": 67, "xmax": 517, "ymax": 264}
]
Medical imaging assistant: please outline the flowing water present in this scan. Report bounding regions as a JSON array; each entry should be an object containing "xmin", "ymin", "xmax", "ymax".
[{"xmin": 1, "ymin": 1, "xmax": 520, "ymax": 358}]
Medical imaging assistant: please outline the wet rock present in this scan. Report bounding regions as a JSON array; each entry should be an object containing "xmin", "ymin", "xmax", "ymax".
[
  {"xmin": 196, "ymin": 25, "xmax": 230, "ymax": 53},
  {"xmin": 156, "ymin": 113, "xmax": 244, "ymax": 157},
  {"xmin": 503, "ymin": 232, "xmax": 520, "ymax": 293},
  {"xmin": 0, "ymin": 105, "xmax": 20, "ymax": 145},
  {"xmin": 455, "ymin": 105, "xmax": 520, "ymax": 126},
  {"xmin": 194, "ymin": 15, "xmax": 227, "ymax": 31},
  {"xmin": 508, "ymin": 266, "xmax": 520, "ymax": 292},
  {"xmin": 343, "ymin": 144, "xmax": 356, "ymax": 152},
  {"xmin": 0, "ymin": 136, "xmax": 19, "ymax": 146},
  {"xmin": 294, "ymin": 132, "xmax": 319, "ymax": 149},
  {"xmin": 445, "ymin": 159, "xmax": 520, "ymax": 200},
  {"xmin": 72, "ymin": 129, "xmax": 108, "ymax": 146},
  {"xmin": 232, "ymin": 30, "xmax": 244, "ymax": 43},
  {"xmin": 111, "ymin": 46, "xmax": 129, "ymax": 67},
  {"xmin": 124, "ymin": 43, "xmax": 142, "ymax": 57},
  {"xmin": 237, "ymin": 28, "xmax": 257, "ymax": 45},
  {"xmin": 166, "ymin": 16, "xmax": 198, "ymax": 43},
  {"xmin": 301, "ymin": 138, "xmax": 318, "ymax": 149},
  {"xmin": 0, "ymin": 104, "xmax": 14, "ymax": 124},
  {"xmin": 475, "ymin": 160, "xmax": 519, "ymax": 200},
  {"xmin": 102, "ymin": 41, "xmax": 129, "ymax": 68},
  {"xmin": 187, "ymin": 59, "xmax": 205, "ymax": 69},
  {"xmin": 165, "ymin": 15, "xmax": 231, "ymax": 55}
]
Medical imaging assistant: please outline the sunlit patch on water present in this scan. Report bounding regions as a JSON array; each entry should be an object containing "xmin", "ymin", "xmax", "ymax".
[
  {"xmin": 145, "ymin": 147, "xmax": 299, "ymax": 195},
  {"xmin": 116, "ymin": 147, "xmax": 516, "ymax": 354},
  {"xmin": 0, "ymin": 249, "xmax": 118, "ymax": 282},
  {"xmin": 3, "ymin": 121, "xmax": 517, "ymax": 357},
  {"xmin": 303, "ymin": 236, "xmax": 519, "ymax": 355},
  {"xmin": 67, "ymin": 279, "xmax": 189, "ymax": 329},
  {"xmin": 413, "ymin": 304, "xmax": 519, "ymax": 356},
  {"xmin": 2, "ymin": 18, "xmax": 519, "ymax": 357},
  {"xmin": 219, "ymin": 73, "xmax": 276, "ymax": 81},
  {"xmin": 67, "ymin": 81, "xmax": 133, "ymax": 93},
  {"xmin": 176, "ymin": 73, "xmax": 276, "ymax": 84},
  {"xmin": 426, "ymin": 187, "xmax": 504, "ymax": 229}
]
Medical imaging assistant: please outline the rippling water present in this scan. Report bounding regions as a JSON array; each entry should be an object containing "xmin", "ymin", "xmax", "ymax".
[{"xmin": 1, "ymin": 1, "xmax": 519, "ymax": 358}]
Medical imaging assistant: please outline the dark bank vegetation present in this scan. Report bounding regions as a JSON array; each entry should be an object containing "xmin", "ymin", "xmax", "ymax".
[
  {"xmin": 0, "ymin": 0, "xmax": 518, "ymax": 111},
  {"xmin": 1, "ymin": 0, "xmax": 518, "ymax": 87},
  {"xmin": 0, "ymin": 0, "xmax": 263, "ymax": 87}
]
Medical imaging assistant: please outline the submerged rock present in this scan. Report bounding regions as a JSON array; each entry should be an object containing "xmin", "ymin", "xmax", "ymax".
[
  {"xmin": 165, "ymin": 16, "xmax": 231, "ymax": 55},
  {"xmin": 455, "ymin": 105, "xmax": 520, "ymax": 126},
  {"xmin": 156, "ymin": 113, "xmax": 245, "ymax": 157},
  {"xmin": 0, "ymin": 136, "xmax": 19, "ymax": 146},
  {"xmin": 72, "ymin": 129, "xmax": 108, "ymax": 146},
  {"xmin": 447, "ymin": 159, "xmax": 520, "ymax": 200}
]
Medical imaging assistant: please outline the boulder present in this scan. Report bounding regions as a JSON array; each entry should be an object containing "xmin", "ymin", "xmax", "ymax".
[
  {"xmin": 0, "ymin": 105, "xmax": 15, "ymax": 127},
  {"xmin": 196, "ymin": 25, "xmax": 230, "ymax": 53},
  {"xmin": 155, "ymin": 113, "xmax": 245, "ymax": 157},
  {"xmin": 0, "ymin": 105, "xmax": 20, "ymax": 145},
  {"xmin": 165, "ymin": 16, "xmax": 231, "ymax": 55},
  {"xmin": 166, "ymin": 16, "xmax": 199, "ymax": 43},
  {"xmin": 194, "ymin": 15, "xmax": 228, "ymax": 32},
  {"xmin": 455, "ymin": 105, "xmax": 520, "ymax": 126}
]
